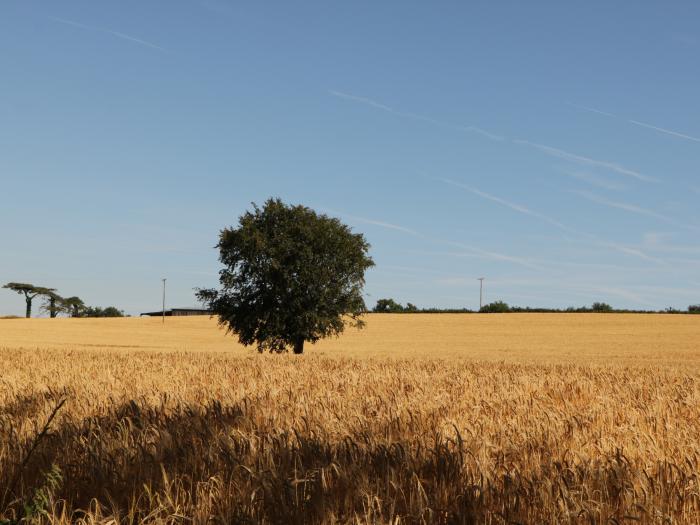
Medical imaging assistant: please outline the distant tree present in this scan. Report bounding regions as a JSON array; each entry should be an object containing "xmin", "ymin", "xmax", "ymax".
[
  {"xmin": 689, "ymin": 305, "xmax": 700, "ymax": 314},
  {"xmin": 373, "ymin": 298, "xmax": 405, "ymax": 313},
  {"xmin": 591, "ymin": 302, "xmax": 613, "ymax": 313},
  {"xmin": 2, "ymin": 283, "xmax": 56, "ymax": 318},
  {"xmin": 61, "ymin": 296, "xmax": 86, "ymax": 317},
  {"xmin": 83, "ymin": 306, "xmax": 124, "ymax": 318},
  {"xmin": 196, "ymin": 198, "xmax": 374, "ymax": 354},
  {"xmin": 101, "ymin": 306, "xmax": 125, "ymax": 317},
  {"xmin": 405, "ymin": 302, "xmax": 418, "ymax": 312},
  {"xmin": 40, "ymin": 291, "xmax": 64, "ymax": 318},
  {"xmin": 480, "ymin": 300, "xmax": 510, "ymax": 313}
]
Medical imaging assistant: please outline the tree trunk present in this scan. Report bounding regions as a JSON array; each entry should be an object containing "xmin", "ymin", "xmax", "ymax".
[
  {"xmin": 25, "ymin": 297, "xmax": 31, "ymax": 318},
  {"xmin": 50, "ymin": 297, "xmax": 57, "ymax": 318},
  {"xmin": 293, "ymin": 338, "xmax": 304, "ymax": 354}
]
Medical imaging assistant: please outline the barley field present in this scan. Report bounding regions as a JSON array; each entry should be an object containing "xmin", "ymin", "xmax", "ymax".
[{"xmin": 1, "ymin": 314, "xmax": 699, "ymax": 524}]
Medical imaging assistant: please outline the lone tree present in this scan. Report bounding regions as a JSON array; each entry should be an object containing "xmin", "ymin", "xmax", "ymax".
[
  {"xmin": 2, "ymin": 283, "xmax": 56, "ymax": 318},
  {"xmin": 197, "ymin": 198, "xmax": 374, "ymax": 354}
]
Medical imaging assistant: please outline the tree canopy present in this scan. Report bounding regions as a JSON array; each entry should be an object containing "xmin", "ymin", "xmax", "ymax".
[
  {"xmin": 373, "ymin": 298, "xmax": 418, "ymax": 313},
  {"xmin": 2, "ymin": 282, "xmax": 56, "ymax": 318},
  {"xmin": 40, "ymin": 291, "xmax": 63, "ymax": 318},
  {"xmin": 82, "ymin": 306, "xmax": 125, "ymax": 318},
  {"xmin": 61, "ymin": 296, "xmax": 86, "ymax": 317},
  {"xmin": 591, "ymin": 302, "xmax": 613, "ymax": 313},
  {"xmin": 197, "ymin": 198, "xmax": 375, "ymax": 354},
  {"xmin": 480, "ymin": 300, "xmax": 511, "ymax": 313},
  {"xmin": 2, "ymin": 284, "xmax": 122, "ymax": 318}
]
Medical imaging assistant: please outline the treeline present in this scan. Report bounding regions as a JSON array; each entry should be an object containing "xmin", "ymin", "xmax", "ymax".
[
  {"xmin": 372, "ymin": 298, "xmax": 700, "ymax": 315},
  {"xmin": 2, "ymin": 282, "xmax": 125, "ymax": 318}
]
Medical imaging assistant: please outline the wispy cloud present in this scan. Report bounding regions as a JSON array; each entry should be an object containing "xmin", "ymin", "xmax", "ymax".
[
  {"xmin": 563, "ymin": 170, "xmax": 626, "ymax": 191},
  {"xmin": 321, "ymin": 208, "xmax": 424, "ymax": 237},
  {"xmin": 329, "ymin": 90, "xmax": 504, "ymax": 141},
  {"xmin": 48, "ymin": 16, "xmax": 165, "ymax": 52},
  {"xmin": 567, "ymin": 102, "xmax": 616, "ymax": 118},
  {"xmin": 570, "ymin": 103, "xmax": 700, "ymax": 144},
  {"xmin": 323, "ymin": 207, "xmax": 542, "ymax": 270},
  {"xmin": 444, "ymin": 242, "xmax": 544, "ymax": 271},
  {"xmin": 439, "ymin": 178, "xmax": 663, "ymax": 264},
  {"xmin": 627, "ymin": 119, "xmax": 700, "ymax": 143},
  {"xmin": 573, "ymin": 190, "xmax": 673, "ymax": 222},
  {"xmin": 329, "ymin": 91, "xmax": 395, "ymax": 113},
  {"xmin": 597, "ymin": 241, "xmax": 663, "ymax": 264},
  {"xmin": 514, "ymin": 140, "xmax": 656, "ymax": 183},
  {"xmin": 641, "ymin": 233, "xmax": 700, "ymax": 255},
  {"xmin": 573, "ymin": 190, "xmax": 699, "ymax": 234},
  {"xmin": 587, "ymin": 286, "xmax": 655, "ymax": 306},
  {"xmin": 440, "ymin": 178, "xmax": 572, "ymax": 232}
]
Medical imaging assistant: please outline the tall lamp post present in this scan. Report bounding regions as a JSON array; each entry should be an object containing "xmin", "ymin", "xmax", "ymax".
[
  {"xmin": 478, "ymin": 277, "xmax": 484, "ymax": 311},
  {"xmin": 162, "ymin": 278, "xmax": 167, "ymax": 324}
]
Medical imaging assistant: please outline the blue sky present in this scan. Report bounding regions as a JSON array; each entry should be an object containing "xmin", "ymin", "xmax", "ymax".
[{"xmin": 1, "ymin": 1, "xmax": 699, "ymax": 315}]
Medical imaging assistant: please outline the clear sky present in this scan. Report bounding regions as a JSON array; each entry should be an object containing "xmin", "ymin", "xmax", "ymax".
[{"xmin": 1, "ymin": 1, "xmax": 699, "ymax": 316}]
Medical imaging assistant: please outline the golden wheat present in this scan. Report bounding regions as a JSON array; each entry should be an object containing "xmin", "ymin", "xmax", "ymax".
[{"xmin": 1, "ymin": 314, "xmax": 699, "ymax": 523}]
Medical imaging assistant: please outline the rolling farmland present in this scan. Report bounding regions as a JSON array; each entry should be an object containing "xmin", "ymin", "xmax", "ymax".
[{"xmin": 1, "ymin": 314, "xmax": 699, "ymax": 523}]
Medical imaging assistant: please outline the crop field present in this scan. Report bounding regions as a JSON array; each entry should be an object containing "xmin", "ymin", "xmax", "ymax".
[{"xmin": 1, "ymin": 314, "xmax": 700, "ymax": 523}]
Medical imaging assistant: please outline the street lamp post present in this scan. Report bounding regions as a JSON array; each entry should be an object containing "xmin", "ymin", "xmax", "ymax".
[{"xmin": 162, "ymin": 278, "xmax": 167, "ymax": 323}]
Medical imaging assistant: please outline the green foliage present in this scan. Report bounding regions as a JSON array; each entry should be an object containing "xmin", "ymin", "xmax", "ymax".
[
  {"xmin": 39, "ymin": 292, "xmax": 64, "ymax": 319},
  {"xmin": 372, "ymin": 299, "xmax": 420, "ymax": 313},
  {"xmin": 197, "ymin": 198, "xmax": 374, "ymax": 354},
  {"xmin": 22, "ymin": 464, "xmax": 62, "ymax": 523},
  {"xmin": 2, "ymin": 283, "xmax": 56, "ymax": 318},
  {"xmin": 0, "ymin": 465, "xmax": 63, "ymax": 525},
  {"xmin": 2, "ymin": 283, "xmax": 55, "ymax": 297},
  {"xmin": 373, "ymin": 298, "xmax": 406, "ymax": 313},
  {"xmin": 82, "ymin": 306, "xmax": 125, "ymax": 318},
  {"xmin": 60, "ymin": 296, "xmax": 86, "ymax": 317},
  {"xmin": 480, "ymin": 301, "xmax": 511, "ymax": 313},
  {"xmin": 3, "ymin": 283, "xmax": 122, "ymax": 319},
  {"xmin": 419, "ymin": 307, "xmax": 474, "ymax": 313},
  {"xmin": 591, "ymin": 302, "xmax": 614, "ymax": 313},
  {"xmin": 689, "ymin": 305, "xmax": 700, "ymax": 314}
]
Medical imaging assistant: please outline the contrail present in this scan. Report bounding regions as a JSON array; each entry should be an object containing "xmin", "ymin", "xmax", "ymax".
[
  {"xmin": 573, "ymin": 190, "xmax": 700, "ymax": 233},
  {"xmin": 48, "ymin": 16, "xmax": 165, "ymax": 52},
  {"xmin": 567, "ymin": 102, "xmax": 616, "ymax": 118},
  {"xmin": 563, "ymin": 170, "xmax": 626, "ymax": 191},
  {"xmin": 514, "ymin": 139, "xmax": 657, "ymax": 183},
  {"xmin": 323, "ymin": 206, "xmax": 543, "ymax": 270},
  {"xmin": 440, "ymin": 178, "xmax": 573, "ymax": 232},
  {"xmin": 329, "ymin": 90, "xmax": 504, "ymax": 141},
  {"xmin": 628, "ymin": 119, "xmax": 700, "ymax": 143},
  {"xmin": 573, "ymin": 190, "xmax": 674, "ymax": 222},
  {"xmin": 570, "ymin": 102, "xmax": 700, "ymax": 143},
  {"xmin": 320, "ymin": 208, "xmax": 424, "ymax": 237},
  {"xmin": 439, "ymin": 178, "xmax": 664, "ymax": 264}
]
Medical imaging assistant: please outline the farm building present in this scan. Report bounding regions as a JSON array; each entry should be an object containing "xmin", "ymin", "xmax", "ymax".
[{"xmin": 140, "ymin": 308, "xmax": 212, "ymax": 317}]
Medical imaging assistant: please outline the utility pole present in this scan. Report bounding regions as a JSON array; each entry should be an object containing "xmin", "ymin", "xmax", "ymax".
[
  {"xmin": 162, "ymin": 278, "xmax": 167, "ymax": 324},
  {"xmin": 478, "ymin": 277, "xmax": 484, "ymax": 311}
]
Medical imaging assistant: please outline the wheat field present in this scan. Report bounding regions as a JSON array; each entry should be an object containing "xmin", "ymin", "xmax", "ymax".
[{"xmin": 1, "ymin": 314, "xmax": 699, "ymax": 524}]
